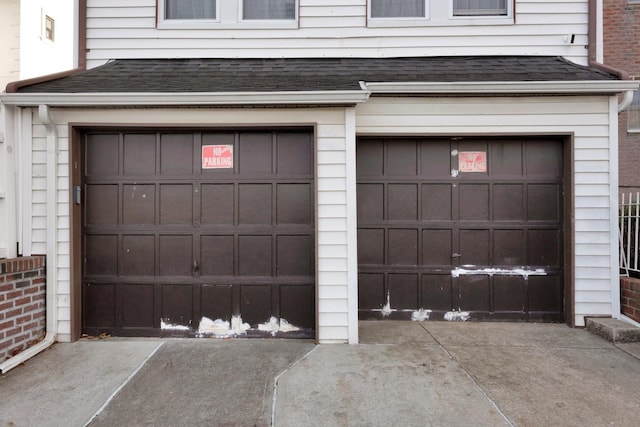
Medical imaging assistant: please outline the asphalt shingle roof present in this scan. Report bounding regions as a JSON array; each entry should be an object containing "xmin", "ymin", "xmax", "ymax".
[{"xmin": 14, "ymin": 56, "xmax": 618, "ymax": 93}]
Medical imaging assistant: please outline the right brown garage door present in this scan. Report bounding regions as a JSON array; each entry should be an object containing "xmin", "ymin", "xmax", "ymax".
[{"xmin": 357, "ymin": 137, "xmax": 564, "ymax": 321}]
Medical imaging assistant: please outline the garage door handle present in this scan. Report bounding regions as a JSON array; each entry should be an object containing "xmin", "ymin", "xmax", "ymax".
[{"xmin": 193, "ymin": 260, "xmax": 200, "ymax": 274}]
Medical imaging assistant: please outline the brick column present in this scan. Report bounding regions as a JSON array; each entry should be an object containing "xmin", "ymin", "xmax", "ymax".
[{"xmin": 621, "ymin": 277, "xmax": 640, "ymax": 323}]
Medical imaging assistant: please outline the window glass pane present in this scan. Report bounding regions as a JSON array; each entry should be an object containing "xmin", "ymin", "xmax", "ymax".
[
  {"xmin": 629, "ymin": 90, "xmax": 640, "ymax": 131},
  {"xmin": 166, "ymin": 0, "xmax": 216, "ymax": 19},
  {"xmin": 371, "ymin": 0, "xmax": 426, "ymax": 18},
  {"xmin": 453, "ymin": 0, "xmax": 507, "ymax": 16},
  {"xmin": 243, "ymin": 0, "xmax": 296, "ymax": 20}
]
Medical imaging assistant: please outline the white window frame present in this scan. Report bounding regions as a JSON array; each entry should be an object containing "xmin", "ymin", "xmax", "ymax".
[
  {"xmin": 368, "ymin": 0, "xmax": 513, "ymax": 27},
  {"xmin": 158, "ymin": 0, "xmax": 298, "ymax": 29}
]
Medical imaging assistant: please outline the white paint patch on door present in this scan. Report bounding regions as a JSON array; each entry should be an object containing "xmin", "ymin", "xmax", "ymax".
[
  {"xmin": 258, "ymin": 317, "xmax": 301, "ymax": 335},
  {"xmin": 452, "ymin": 266, "xmax": 547, "ymax": 279},
  {"xmin": 411, "ymin": 309, "xmax": 432, "ymax": 321},
  {"xmin": 197, "ymin": 315, "xmax": 250, "ymax": 337},
  {"xmin": 160, "ymin": 319, "xmax": 190, "ymax": 331},
  {"xmin": 444, "ymin": 311, "xmax": 471, "ymax": 321}
]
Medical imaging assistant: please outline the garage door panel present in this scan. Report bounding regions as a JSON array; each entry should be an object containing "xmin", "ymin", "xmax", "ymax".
[
  {"xmin": 389, "ymin": 274, "xmax": 418, "ymax": 309},
  {"xmin": 160, "ymin": 184, "xmax": 194, "ymax": 225},
  {"xmin": 159, "ymin": 235, "xmax": 193, "ymax": 276},
  {"xmin": 240, "ymin": 285, "xmax": 272, "ymax": 326},
  {"xmin": 388, "ymin": 184, "xmax": 418, "ymax": 221},
  {"xmin": 277, "ymin": 235, "xmax": 313, "ymax": 276},
  {"xmin": 386, "ymin": 141, "xmax": 417, "ymax": 176},
  {"xmin": 201, "ymin": 284, "xmax": 233, "ymax": 321},
  {"xmin": 160, "ymin": 134, "xmax": 194, "ymax": 175},
  {"xmin": 356, "ymin": 141, "xmax": 383, "ymax": 176},
  {"xmin": 491, "ymin": 140, "xmax": 523, "ymax": 176},
  {"xmin": 422, "ymin": 184, "xmax": 452, "ymax": 221},
  {"xmin": 357, "ymin": 184, "xmax": 384, "ymax": 222},
  {"xmin": 83, "ymin": 283, "xmax": 116, "ymax": 328},
  {"xmin": 200, "ymin": 235, "xmax": 235, "ymax": 276},
  {"xmin": 85, "ymin": 235, "xmax": 118, "ymax": 276},
  {"xmin": 86, "ymin": 185, "xmax": 118, "ymax": 225},
  {"xmin": 121, "ymin": 235, "xmax": 155, "ymax": 276},
  {"xmin": 123, "ymin": 184, "xmax": 156, "ymax": 225},
  {"xmin": 459, "ymin": 184, "xmax": 489, "ymax": 221},
  {"xmin": 358, "ymin": 229, "xmax": 384, "ymax": 265},
  {"xmin": 123, "ymin": 284, "xmax": 155, "ymax": 328},
  {"xmin": 280, "ymin": 285, "xmax": 315, "ymax": 329},
  {"xmin": 276, "ymin": 133, "xmax": 313, "ymax": 175},
  {"xmin": 422, "ymin": 229, "xmax": 452, "ymax": 266},
  {"xmin": 124, "ymin": 134, "xmax": 156, "ymax": 175},
  {"xmin": 493, "ymin": 276, "xmax": 525, "ymax": 312},
  {"xmin": 277, "ymin": 184, "xmax": 312, "ymax": 225},
  {"xmin": 528, "ymin": 275, "xmax": 563, "ymax": 312},
  {"xmin": 420, "ymin": 141, "xmax": 451, "ymax": 177},
  {"xmin": 388, "ymin": 229, "xmax": 418, "ymax": 265},
  {"xmin": 493, "ymin": 229, "xmax": 525, "ymax": 265},
  {"xmin": 239, "ymin": 133, "xmax": 273, "ymax": 174},
  {"xmin": 525, "ymin": 141, "xmax": 562, "ymax": 177},
  {"xmin": 162, "ymin": 284, "xmax": 193, "ymax": 326},
  {"xmin": 239, "ymin": 184, "xmax": 272, "ymax": 225},
  {"xmin": 459, "ymin": 275, "xmax": 490, "ymax": 311},
  {"xmin": 358, "ymin": 273, "xmax": 385, "ymax": 310},
  {"xmin": 493, "ymin": 184, "xmax": 524, "ymax": 221},
  {"xmin": 528, "ymin": 229, "xmax": 561, "ymax": 267},
  {"xmin": 86, "ymin": 134, "xmax": 119, "ymax": 176},
  {"xmin": 201, "ymin": 184, "xmax": 234, "ymax": 224},
  {"xmin": 239, "ymin": 235, "xmax": 272, "ymax": 276},
  {"xmin": 421, "ymin": 275, "xmax": 453, "ymax": 310},
  {"xmin": 528, "ymin": 184, "xmax": 560, "ymax": 221},
  {"xmin": 459, "ymin": 229, "xmax": 489, "ymax": 265}
]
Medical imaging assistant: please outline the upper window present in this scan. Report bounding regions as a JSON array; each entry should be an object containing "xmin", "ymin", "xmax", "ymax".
[
  {"xmin": 159, "ymin": 0, "xmax": 298, "ymax": 28},
  {"xmin": 44, "ymin": 15, "xmax": 55, "ymax": 41},
  {"xmin": 629, "ymin": 89, "xmax": 640, "ymax": 133},
  {"xmin": 453, "ymin": 0, "xmax": 508, "ymax": 16},
  {"xmin": 370, "ymin": 0, "xmax": 427, "ymax": 18}
]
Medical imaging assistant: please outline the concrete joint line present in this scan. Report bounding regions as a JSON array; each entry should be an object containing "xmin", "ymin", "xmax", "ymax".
[
  {"xmin": 271, "ymin": 345, "xmax": 319, "ymax": 427},
  {"xmin": 83, "ymin": 342, "xmax": 165, "ymax": 427},
  {"xmin": 417, "ymin": 324, "xmax": 515, "ymax": 427}
]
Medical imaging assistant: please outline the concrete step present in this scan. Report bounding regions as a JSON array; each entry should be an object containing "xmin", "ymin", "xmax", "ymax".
[{"xmin": 586, "ymin": 317, "xmax": 640, "ymax": 343}]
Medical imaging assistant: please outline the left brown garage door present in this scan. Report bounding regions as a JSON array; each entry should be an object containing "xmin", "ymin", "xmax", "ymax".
[{"xmin": 81, "ymin": 130, "xmax": 315, "ymax": 337}]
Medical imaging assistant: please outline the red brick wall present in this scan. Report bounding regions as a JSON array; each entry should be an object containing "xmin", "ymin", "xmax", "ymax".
[
  {"xmin": 0, "ymin": 257, "xmax": 46, "ymax": 362},
  {"xmin": 603, "ymin": 0, "xmax": 640, "ymax": 193},
  {"xmin": 621, "ymin": 276, "xmax": 640, "ymax": 322}
]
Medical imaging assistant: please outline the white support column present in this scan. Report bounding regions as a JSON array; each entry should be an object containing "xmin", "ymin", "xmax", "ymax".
[
  {"xmin": 345, "ymin": 107, "xmax": 359, "ymax": 344},
  {"xmin": 609, "ymin": 95, "xmax": 621, "ymax": 319}
]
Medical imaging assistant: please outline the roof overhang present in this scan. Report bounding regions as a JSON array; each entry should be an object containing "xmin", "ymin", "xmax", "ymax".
[{"xmin": 1, "ymin": 80, "xmax": 637, "ymax": 108}]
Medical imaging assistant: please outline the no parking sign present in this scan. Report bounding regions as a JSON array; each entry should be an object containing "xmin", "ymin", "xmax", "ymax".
[{"xmin": 202, "ymin": 145, "xmax": 234, "ymax": 169}]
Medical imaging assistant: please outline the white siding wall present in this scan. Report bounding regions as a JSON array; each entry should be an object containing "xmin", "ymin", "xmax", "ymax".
[
  {"xmin": 29, "ymin": 107, "xmax": 353, "ymax": 343},
  {"xmin": 86, "ymin": 0, "xmax": 590, "ymax": 69},
  {"xmin": 355, "ymin": 95, "xmax": 616, "ymax": 327}
]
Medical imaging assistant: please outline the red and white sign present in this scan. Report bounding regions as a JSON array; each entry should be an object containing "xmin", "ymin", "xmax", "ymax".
[
  {"xmin": 458, "ymin": 151, "xmax": 487, "ymax": 173},
  {"xmin": 202, "ymin": 145, "xmax": 234, "ymax": 169}
]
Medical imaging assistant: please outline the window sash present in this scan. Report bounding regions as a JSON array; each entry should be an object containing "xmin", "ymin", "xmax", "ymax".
[
  {"xmin": 243, "ymin": 0, "xmax": 296, "ymax": 20},
  {"xmin": 370, "ymin": 0, "xmax": 426, "ymax": 18},
  {"xmin": 165, "ymin": 0, "xmax": 216, "ymax": 20},
  {"xmin": 453, "ymin": 0, "xmax": 508, "ymax": 16}
]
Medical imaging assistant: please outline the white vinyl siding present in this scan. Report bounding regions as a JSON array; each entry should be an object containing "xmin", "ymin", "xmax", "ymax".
[
  {"xmin": 27, "ymin": 107, "xmax": 354, "ymax": 343},
  {"xmin": 86, "ymin": 0, "xmax": 589, "ymax": 68},
  {"xmin": 355, "ymin": 95, "xmax": 616, "ymax": 327}
]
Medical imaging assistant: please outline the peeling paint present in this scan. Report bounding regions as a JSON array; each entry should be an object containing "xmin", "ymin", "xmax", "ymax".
[
  {"xmin": 160, "ymin": 319, "xmax": 190, "ymax": 331},
  {"xmin": 381, "ymin": 290, "xmax": 392, "ymax": 317},
  {"xmin": 411, "ymin": 309, "xmax": 432, "ymax": 321},
  {"xmin": 444, "ymin": 311, "xmax": 470, "ymax": 321},
  {"xmin": 258, "ymin": 317, "xmax": 301, "ymax": 335},
  {"xmin": 451, "ymin": 266, "xmax": 547, "ymax": 279},
  {"xmin": 197, "ymin": 315, "xmax": 250, "ymax": 337}
]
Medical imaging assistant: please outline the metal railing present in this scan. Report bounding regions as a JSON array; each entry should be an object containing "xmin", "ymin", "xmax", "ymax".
[{"xmin": 620, "ymin": 192, "xmax": 640, "ymax": 276}]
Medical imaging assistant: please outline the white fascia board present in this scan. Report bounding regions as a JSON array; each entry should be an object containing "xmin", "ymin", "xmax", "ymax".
[
  {"xmin": 364, "ymin": 80, "xmax": 640, "ymax": 94},
  {"xmin": 0, "ymin": 90, "xmax": 371, "ymax": 107}
]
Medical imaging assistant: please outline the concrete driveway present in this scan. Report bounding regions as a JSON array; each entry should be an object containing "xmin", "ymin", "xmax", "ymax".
[{"xmin": 1, "ymin": 321, "xmax": 639, "ymax": 426}]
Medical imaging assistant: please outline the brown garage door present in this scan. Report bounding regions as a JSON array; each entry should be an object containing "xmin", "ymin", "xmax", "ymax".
[
  {"xmin": 82, "ymin": 130, "xmax": 315, "ymax": 337},
  {"xmin": 357, "ymin": 137, "xmax": 564, "ymax": 321}
]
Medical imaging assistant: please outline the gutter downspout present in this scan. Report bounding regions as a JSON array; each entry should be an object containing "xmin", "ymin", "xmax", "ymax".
[
  {"xmin": 588, "ymin": 0, "xmax": 635, "ymax": 112},
  {"xmin": 0, "ymin": 105, "xmax": 58, "ymax": 374}
]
